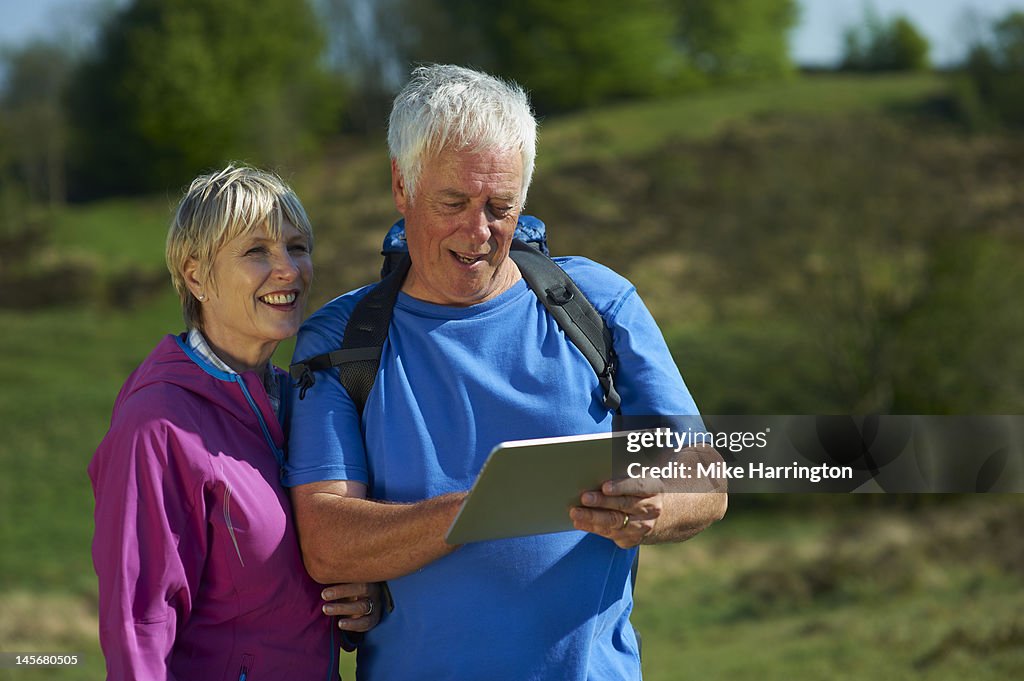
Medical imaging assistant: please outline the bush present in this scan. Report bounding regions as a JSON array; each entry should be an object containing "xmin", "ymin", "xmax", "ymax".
[
  {"xmin": 528, "ymin": 114, "xmax": 1024, "ymax": 413},
  {"xmin": 953, "ymin": 11, "xmax": 1024, "ymax": 130},
  {"xmin": 841, "ymin": 11, "xmax": 930, "ymax": 71}
]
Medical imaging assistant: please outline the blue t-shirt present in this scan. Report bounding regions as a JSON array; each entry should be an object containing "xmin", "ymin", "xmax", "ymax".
[{"xmin": 286, "ymin": 257, "xmax": 698, "ymax": 681}]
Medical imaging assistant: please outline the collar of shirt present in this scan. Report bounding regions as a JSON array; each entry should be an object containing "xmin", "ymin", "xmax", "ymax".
[{"xmin": 186, "ymin": 328, "xmax": 281, "ymax": 417}]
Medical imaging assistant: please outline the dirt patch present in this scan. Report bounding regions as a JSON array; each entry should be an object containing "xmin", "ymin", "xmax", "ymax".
[
  {"xmin": 732, "ymin": 499, "xmax": 1024, "ymax": 614},
  {"xmin": 0, "ymin": 590, "xmax": 98, "ymax": 649}
]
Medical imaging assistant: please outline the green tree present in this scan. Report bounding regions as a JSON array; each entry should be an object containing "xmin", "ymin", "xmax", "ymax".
[
  {"xmin": 69, "ymin": 0, "xmax": 343, "ymax": 196},
  {"xmin": 392, "ymin": 0, "xmax": 682, "ymax": 113},
  {"xmin": 495, "ymin": 0, "xmax": 687, "ymax": 111},
  {"xmin": 0, "ymin": 40, "xmax": 74, "ymax": 206},
  {"xmin": 379, "ymin": 0, "xmax": 798, "ymax": 113},
  {"xmin": 955, "ymin": 11, "xmax": 1024, "ymax": 129},
  {"xmin": 841, "ymin": 8, "xmax": 930, "ymax": 71},
  {"xmin": 993, "ymin": 11, "xmax": 1024, "ymax": 68},
  {"xmin": 671, "ymin": 0, "xmax": 799, "ymax": 85}
]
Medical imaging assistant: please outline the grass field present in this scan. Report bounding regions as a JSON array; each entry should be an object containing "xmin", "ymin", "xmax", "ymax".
[
  {"xmin": 631, "ymin": 498, "xmax": 1024, "ymax": 681},
  {"xmin": 332, "ymin": 497, "xmax": 1024, "ymax": 681},
  {"xmin": 2, "ymin": 73, "xmax": 1022, "ymax": 680},
  {"xmin": 539, "ymin": 72, "xmax": 947, "ymax": 167}
]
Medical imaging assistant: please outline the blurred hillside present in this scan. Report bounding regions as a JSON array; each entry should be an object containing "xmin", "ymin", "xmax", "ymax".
[{"xmin": 6, "ymin": 73, "xmax": 1020, "ymax": 415}]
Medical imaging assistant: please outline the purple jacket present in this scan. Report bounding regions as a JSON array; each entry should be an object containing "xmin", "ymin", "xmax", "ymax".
[{"xmin": 89, "ymin": 334, "xmax": 337, "ymax": 681}]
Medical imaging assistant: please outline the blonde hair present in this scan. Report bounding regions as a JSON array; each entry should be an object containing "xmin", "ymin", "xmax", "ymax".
[{"xmin": 166, "ymin": 164, "xmax": 313, "ymax": 330}]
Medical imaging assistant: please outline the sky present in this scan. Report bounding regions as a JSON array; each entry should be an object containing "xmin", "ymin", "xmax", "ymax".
[
  {"xmin": 1, "ymin": 0, "xmax": 1023, "ymax": 66},
  {"xmin": 793, "ymin": 0, "xmax": 1024, "ymax": 65}
]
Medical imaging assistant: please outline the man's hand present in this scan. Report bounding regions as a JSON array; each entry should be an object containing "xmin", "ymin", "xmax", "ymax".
[
  {"xmin": 571, "ymin": 445, "xmax": 728, "ymax": 547},
  {"xmin": 321, "ymin": 581, "xmax": 383, "ymax": 633},
  {"xmin": 570, "ymin": 477, "xmax": 664, "ymax": 549}
]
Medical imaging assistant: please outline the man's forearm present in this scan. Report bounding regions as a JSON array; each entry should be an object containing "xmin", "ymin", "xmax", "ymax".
[
  {"xmin": 293, "ymin": 489, "xmax": 465, "ymax": 583},
  {"xmin": 642, "ymin": 491, "xmax": 727, "ymax": 544}
]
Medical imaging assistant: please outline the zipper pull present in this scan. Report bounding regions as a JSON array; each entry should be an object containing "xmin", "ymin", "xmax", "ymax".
[{"xmin": 238, "ymin": 653, "xmax": 255, "ymax": 681}]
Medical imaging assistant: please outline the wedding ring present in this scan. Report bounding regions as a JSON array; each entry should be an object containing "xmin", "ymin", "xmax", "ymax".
[
  {"xmin": 621, "ymin": 513, "xmax": 630, "ymax": 529},
  {"xmin": 364, "ymin": 599, "xmax": 374, "ymax": 616}
]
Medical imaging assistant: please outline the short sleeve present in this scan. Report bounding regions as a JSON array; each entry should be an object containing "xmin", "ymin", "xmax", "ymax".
[
  {"xmin": 560, "ymin": 257, "xmax": 700, "ymax": 418},
  {"xmin": 283, "ymin": 314, "xmax": 371, "ymax": 487},
  {"xmin": 605, "ymin": 287, "xmax": 701, "ymax": 417}
]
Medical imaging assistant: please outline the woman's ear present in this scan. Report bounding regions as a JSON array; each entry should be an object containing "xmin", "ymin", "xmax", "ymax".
[{"xmin": 183, "ymin": 258, "xmax": 205, "ymax": 300}]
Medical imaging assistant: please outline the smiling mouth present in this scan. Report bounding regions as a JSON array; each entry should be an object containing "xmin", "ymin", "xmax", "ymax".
[
  {"xmin": 259, "ymin": 292, "xmax": 298, "ymax": 305},
  {"xmin": 452, "ymin": 251, "xmax": 486, "ymax": 265}
]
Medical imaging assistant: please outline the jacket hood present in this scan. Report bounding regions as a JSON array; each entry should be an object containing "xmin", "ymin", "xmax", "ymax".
[{"xmin": 110, "ymin": 334, "xmax": 286, "ymax": 451}]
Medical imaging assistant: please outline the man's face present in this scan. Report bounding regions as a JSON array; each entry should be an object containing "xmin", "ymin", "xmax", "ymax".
[{"xmin": 393, "ymin": 146, "xmax": 523, "ymax": 307}]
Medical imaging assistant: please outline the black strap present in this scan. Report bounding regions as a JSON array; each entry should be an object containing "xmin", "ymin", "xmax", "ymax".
[
  {"xmin": 291, "ymin": 240, "xmax": 619, "ymax": 412},
  {"xmin": 509, "ymin": 240, "xmax": 621, "ymax": 411},
  {"xmin": 290, "ymin": 254, "xmax": 411, "ymax": 406},
  {"xmin": 337, "ymin": 254, "xmax": 411, "ymax": 413}
]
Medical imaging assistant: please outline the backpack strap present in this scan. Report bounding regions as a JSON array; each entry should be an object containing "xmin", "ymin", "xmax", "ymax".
[
  {"xmin": 292, "ymin": 239, "xmax": 620, "ymax": 413},
  {"xmin": 508, "ymin": 240, "xmax": 621, "ymax": 411},
  {"xmin": 289, "ymin": 254, "xmax": 410, "ymax": 408}
]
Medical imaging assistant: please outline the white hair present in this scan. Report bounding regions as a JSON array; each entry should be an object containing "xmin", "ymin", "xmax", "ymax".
[{"xmin": 387, "ymin": 64, "xmax": 538, "ymax": 207}]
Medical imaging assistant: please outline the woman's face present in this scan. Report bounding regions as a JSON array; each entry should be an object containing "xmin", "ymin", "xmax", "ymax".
[{"xmin": 193, "ymin": 220, "xmax": 312, "ymax": 371}]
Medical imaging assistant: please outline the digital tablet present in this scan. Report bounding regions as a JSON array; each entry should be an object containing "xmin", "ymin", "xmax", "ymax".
[{"xmin": 445, "ymin": 431, "xmax": 619, "ymax": 545}]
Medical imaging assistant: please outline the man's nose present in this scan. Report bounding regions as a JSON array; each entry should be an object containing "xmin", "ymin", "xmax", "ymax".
[{"xmin": 459, "ymin": 206, "xmax": 492, "ymax": 246}]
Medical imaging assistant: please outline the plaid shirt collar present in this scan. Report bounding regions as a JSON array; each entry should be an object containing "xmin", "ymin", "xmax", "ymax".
[{"xmin": 186, "ymin": 328, "xmax": 280, "ymax": 417}]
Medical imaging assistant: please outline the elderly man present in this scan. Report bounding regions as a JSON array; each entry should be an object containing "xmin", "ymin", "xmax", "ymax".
[{"xmin": 285, "ymin": 64, "xmax": 726, "ymax": 680}]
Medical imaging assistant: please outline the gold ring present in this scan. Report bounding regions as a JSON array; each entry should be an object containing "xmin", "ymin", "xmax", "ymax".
[
  {"xmin": 364, "ymin": 599, "xmax": 374, "ymax": 616},
  {"xmin": 621, "ymin": 513, "xmax": 630, "ymax": 529}
]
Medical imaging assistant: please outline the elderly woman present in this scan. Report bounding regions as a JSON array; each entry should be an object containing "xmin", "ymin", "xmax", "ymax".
[{"xmin": 89, "ymin": 165, "xmax": 379, "ymax": 680}]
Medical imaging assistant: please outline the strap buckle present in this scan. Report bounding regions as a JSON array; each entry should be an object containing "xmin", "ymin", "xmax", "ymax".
[
  {"xmin": 290, "ymin": 363, "xmax": 316, "ymax": 400},
  {"xmin": 546, "ymin": 285, "xmax": 574, "ymax": 306},
  {"xmin": 599, "ymin": 357, "xmax": 621, "ymax": 411}
]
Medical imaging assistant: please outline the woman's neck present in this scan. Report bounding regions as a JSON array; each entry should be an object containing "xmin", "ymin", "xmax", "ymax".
[{"xmin": 198, "ymin": 329, "xmax": 275, "ymax": 376}]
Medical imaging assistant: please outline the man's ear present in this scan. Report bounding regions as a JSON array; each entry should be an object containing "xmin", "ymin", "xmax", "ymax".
[{"xmin": 391, "ymin": 159, "xmax": 408, "ymax": 215}]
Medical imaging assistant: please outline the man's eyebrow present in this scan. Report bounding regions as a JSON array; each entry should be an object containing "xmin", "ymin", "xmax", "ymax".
[{"xmin": 435, "ymin": 189, "xmax": 519, "ymax": 202}]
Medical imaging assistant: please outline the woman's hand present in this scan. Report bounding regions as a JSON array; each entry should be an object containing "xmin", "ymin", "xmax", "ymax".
[{"xmin": 320, "ymin": 582, "xmax": 383, "ymax": 632}]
